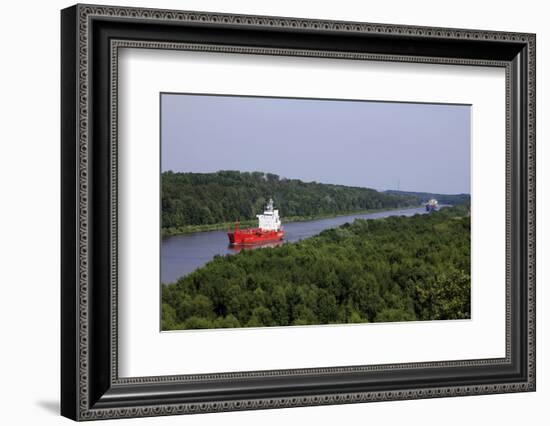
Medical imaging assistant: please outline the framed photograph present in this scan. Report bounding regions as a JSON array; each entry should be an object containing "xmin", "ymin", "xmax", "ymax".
[{"xmin": 61, "ymin": 4, "xmax": 536, "ymax": 421}]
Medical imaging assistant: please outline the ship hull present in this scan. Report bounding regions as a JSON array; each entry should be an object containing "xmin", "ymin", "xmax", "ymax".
[{"xmin": 228, "ymin": 228, "xmax": 284, "ymax": 245}]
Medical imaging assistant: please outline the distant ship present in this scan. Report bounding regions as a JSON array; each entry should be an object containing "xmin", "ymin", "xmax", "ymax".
[
  {"xmin": 227, "ymin": 198, "xmax": 285, "ymax": 245},
  {"xmin": 425, "ymin": 199, "xmax": 439, "ymax": 212}
]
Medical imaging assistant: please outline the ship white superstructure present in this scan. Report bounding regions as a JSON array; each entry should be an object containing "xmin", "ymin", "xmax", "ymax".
[{"xmin": 256, "ymin": 198, "xmax": 281, "ymax": 231}]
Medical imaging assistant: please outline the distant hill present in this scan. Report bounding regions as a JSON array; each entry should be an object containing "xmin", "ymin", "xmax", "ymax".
[
  {"xmin": 384, "ymin": 190, "xmax": 470, "ymax": 206},
  {"xmin": 162, "ymin": 171, "xmax": 420, "ymax": 231}
]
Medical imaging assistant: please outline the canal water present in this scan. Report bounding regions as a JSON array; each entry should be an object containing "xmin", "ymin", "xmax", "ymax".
[{"xmin": 161, "ymin": 205, "xmax": 430, "ymax": 284}]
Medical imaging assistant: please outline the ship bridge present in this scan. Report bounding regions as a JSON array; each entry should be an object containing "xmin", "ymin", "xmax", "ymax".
[{"xmin": 257, "ymin": 198, "xmax": 281, "ymax": 231}]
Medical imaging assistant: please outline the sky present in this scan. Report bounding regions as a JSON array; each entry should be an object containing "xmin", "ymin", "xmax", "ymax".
[{"xmin": 161, "ymin": 93, "xmax": 471, "ymax": 194}]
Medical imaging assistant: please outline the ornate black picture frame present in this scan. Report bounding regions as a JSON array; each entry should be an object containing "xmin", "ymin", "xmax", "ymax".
[{"xmin": 61, "ymin": 4, "xmax": 536, "ymax": 421}]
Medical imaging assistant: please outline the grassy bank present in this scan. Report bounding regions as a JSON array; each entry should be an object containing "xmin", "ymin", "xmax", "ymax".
[{"xmin": 161, "ymin": 204, "xmax": 421, "ymax": 237}]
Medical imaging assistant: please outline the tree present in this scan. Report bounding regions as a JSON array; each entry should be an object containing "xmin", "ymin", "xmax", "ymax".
[{"xmin": 161, "ymin": 170, "xmax": 424, "ymax": 234}]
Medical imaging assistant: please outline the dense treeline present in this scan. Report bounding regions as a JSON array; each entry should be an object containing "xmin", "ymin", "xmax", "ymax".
[
  {"xmin": 384, "ymin": 190, "xmax": 470, "ymax": 206},
  {"xmin": 162, "ymin": 205, "xmax": 470, "ymax": 330},
  {"xmin": 162, "ymin": 171, "xmax": 419, "ymax": 233}
]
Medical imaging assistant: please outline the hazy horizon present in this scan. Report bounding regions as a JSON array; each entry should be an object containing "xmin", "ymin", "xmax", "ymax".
[{"xmin": 161, "ymin": 93, "xmax": 471, "ymax": 194}]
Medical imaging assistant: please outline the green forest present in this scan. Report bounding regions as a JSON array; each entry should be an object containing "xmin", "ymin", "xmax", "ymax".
[
  {"xmin": 162, "ymin": 205, "xmax": 471, "ymax": 330},
  {"xmin": 161, "ymin": 171, "xmax": 421, "ymax": 235}
]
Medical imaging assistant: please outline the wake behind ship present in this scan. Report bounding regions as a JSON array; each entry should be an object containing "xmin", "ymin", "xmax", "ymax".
[{"xmin": 228, "ymin": 198, "xmax": 285, "ymax": 245}]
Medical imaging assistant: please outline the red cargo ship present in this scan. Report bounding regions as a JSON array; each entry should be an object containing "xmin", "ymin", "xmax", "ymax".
[{"xmin": 227, "ymin": 198, "xmax": 285, "ymax": 245}]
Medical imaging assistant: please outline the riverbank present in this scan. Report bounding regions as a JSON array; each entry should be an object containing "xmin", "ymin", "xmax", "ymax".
[{"xmin": 161, "ymin": 204, "xmax": 421, "ymax": 237}]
